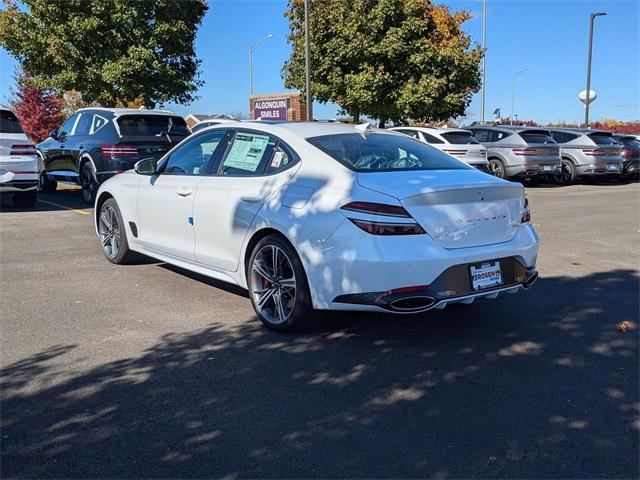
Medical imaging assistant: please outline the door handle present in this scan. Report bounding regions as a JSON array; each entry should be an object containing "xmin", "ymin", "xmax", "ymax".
[
  {"xmin": 240, "ymin": 195, "xmax": 264, "ymax": 203},
  {"xmin": 177, "ymin": 189, "xmax": 194, "ymax": 197}
]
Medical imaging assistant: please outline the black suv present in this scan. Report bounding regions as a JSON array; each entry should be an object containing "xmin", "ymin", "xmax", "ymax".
[{"xmin": 38, "ymin": 108, "xmax": 190, "ymax": 203}]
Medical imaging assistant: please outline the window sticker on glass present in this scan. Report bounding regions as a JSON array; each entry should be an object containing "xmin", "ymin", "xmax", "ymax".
[
  {"xmin": 224, "ymin": 133, "xmax": 270, "ymax": 172},
  {"xmin": 271, "ymin": 151, "xmax": 285, "ymax": 168}
]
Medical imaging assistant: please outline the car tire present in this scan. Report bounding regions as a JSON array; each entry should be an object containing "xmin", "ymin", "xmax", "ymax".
[
  {"xmin": 80, "ymin": 162, "xmax": 98, "ymax": 204},
  {"xmin": 554, "ymin": 159, "xmax": 575, "ymax": 186},
  {"xmin": 39, "ymin": 170, "xmax": 57, "ymax": 193},
  {"xmin": 247, "ymin": 234, "xmax": 316, "ymax": 333},
  {"xmin": 488, "ymin": 159, "xmax": 506, "ymax": 179},
  {"xmin": 13, "ymin": 189, "xmax": 38, "ymax": 208},
  {"xmin": 98, "ymin": 198, "xmax": 137, "ymax": 265}
]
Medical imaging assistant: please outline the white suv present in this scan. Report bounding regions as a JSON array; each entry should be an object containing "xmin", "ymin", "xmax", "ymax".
[
  {"xmin": 0, "ymin": 108, "xmax": 38, "ymax": 207},
  {"xmin": 390, "ymin": 126, "xmax": 489, "ymax": 172}
]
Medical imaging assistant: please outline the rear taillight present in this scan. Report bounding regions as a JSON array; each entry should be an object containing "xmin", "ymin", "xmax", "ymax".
[
  {"xmin": 341, "ymin": 201, "xmax": 426, "ymax": 235},
  {"xmin": 341, "ymin": 201, "xmax": 411, "ymax": 218},
  {"xmin": 621, "ymin": 149, "xmax": 639, "ymax": 158},
  {"xmin": 521, "ymin": 196, "xmax": 531, "ymax": 223},
  {"xmin": 10, "ymin": 144, "xmax": 37, "ymax": 156},
  {"xmin": 582, "ymin": 148, "xmax": 605, "ymax": 156},
  {"xmin": 101, "ymin": 145, "xmax": 138, "ymax": 157},
  {"xmin": 512, "ymin": 148, "xmax": 537, "ymax": 156}
]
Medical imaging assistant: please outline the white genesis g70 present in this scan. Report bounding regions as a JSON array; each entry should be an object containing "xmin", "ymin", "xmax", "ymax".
[{"xmin": 94, "ymin": 121, "xmax": 539, "ymax": 331}]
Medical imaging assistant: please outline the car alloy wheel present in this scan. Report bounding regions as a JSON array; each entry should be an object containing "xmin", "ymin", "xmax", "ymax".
[
  {"xmin": 250, "ymin": 244, "xmax": 297, "ymax": 326},
  {"xmin": 488, "ymin": 159, "xmax": 505, "ymax": 178},
  {"xmin": 80, "ymin": 164, "xmax": 97, "ymax": 204},
  {"xmin": 98, "ymin": 202, "xmax": 121, "ymax": 260},
  {"xmin": 554, "ymin": 161, "xmax": 574, "ymax": 186}
]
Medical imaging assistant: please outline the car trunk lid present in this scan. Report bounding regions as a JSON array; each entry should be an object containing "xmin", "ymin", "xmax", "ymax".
[{"xmin": 357, "ymin": 170, "xmax": 524, "ymax": 249}]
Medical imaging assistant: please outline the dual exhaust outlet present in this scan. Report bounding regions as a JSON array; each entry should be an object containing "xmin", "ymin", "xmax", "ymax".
[{"xmin": 383, "ymin": 268, "xmax": 539, "ymax": 313}]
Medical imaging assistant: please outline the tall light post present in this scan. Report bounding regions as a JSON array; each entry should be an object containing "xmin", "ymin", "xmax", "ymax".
[
  {"xmin": 249, "ymin": 33, "xmax": 273, "ymax": 99},
  {"xmin": 480, "ymin": 0, "xmax": 487, "ymax": 124},
  {"xmin": 304, "ymin": 0, "xmax": 312, "ymax": 121},
  {"xmin": 510, "ymin": 68, "xmax": 529, "ymax": 125},
  {"xmin": 584, "ymin": 12, "xmax": 606, "ymax": 128}
]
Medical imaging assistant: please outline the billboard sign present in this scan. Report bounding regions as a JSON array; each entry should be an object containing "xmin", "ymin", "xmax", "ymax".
[{"xmin": 253, "ymin": 98, "xmax": 288, "ymax": 120}]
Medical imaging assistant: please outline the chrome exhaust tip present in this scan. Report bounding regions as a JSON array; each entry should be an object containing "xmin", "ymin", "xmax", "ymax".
[
  {"xmin": 388, "ymin": 296, "xmax": 437, "ymax": 312},
  {"xmin": 523, "ymin": 269, "xmax": 539, "ymax": 289}
]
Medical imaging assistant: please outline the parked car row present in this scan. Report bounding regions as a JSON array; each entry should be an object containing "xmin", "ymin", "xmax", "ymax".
[{"xmin": 2, "ymin": 106, "xmax": 638, "ymax": 210}]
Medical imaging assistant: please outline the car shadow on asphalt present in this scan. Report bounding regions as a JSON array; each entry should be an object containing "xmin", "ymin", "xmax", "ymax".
[
  {"xmin": 0, "ymin": 188, "xmax": 90, "ymax": 213},
  {"xmin": 1, "ymin": 270, "xmax": 638, "ymax": 479}
]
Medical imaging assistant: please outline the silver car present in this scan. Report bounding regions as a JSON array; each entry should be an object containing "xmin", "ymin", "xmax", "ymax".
[
  {"xmin": 548, "ymin": 128, "xmax": 623, "ymax": 185},
  {"xmin": 466, "ymin": 126, "xmax": 561, "ymax": 181},
  {"xmin": 390, "ymin": 126, "xmax": 489, "ymax": 172}
]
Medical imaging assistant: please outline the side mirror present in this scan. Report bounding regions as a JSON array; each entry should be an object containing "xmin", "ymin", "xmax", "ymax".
[
  {"xmin": 135, "ymin": 158, "xmax": 158, "ymax": 175},
  {"xmin": 49, "ymin": 128, "xmax": 58, "ymax": 140}
]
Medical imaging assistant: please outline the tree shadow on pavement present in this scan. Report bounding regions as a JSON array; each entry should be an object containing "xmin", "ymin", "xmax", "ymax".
[{"xmin": 1, "ymin": 270, "xmax": 638, "ymax": 479}]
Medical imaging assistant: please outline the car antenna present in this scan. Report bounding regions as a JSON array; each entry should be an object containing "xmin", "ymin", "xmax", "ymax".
[{"xmin": 355, "ymin": 122, "xmax": 371, "ymax": 137}]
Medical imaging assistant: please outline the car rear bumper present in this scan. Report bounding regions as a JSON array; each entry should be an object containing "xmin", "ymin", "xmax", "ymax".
[
  {"xmin": 299, "ymin": 220, "xmax": 539, "ymax": 310},
  {"xmin": 0, "ymin": 169, "xmax": 39, "ymax": 192},
  {"xmin": 507, "ymin": 162, "xmax": 560, "ymax": 178},
  {"xmin": 574, "ymin": 162, "xmax": 623, "ymax": 176}
]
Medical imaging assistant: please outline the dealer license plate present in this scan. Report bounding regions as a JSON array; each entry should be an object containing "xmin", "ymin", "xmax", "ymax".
[
  {"xmin": 543, "ymin": 165, "xmax": 552, "ymax": 171},
  {"xmin": 470, "ymin": 262, "xmax": 503, "ymax": 291},
  {"xmin": 607, "ymin": 164, "xmax": 620, "ymax": 171}
]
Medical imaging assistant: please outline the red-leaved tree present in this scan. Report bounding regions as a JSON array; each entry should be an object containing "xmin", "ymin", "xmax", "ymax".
[{"xmin": 10, "ymin": 74, "xmax": 64, "ymax": 143}]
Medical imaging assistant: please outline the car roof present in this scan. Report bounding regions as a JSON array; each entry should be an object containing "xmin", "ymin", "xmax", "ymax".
[
  {"xmin": 200, "ymin": 121, "xmax": 398, "ymax": 139},
  {"xmin": 392, "ymin": 126, "xmax": 471, "ymax": 135},
  {"xmin": 466, "ymin": 125, "xmax": 552, "ymax": 134},
  {"xmin": 75, "ymin": 107, "xmax": 178, "ymax": 117},
  {"xmin": 547, "ymin": 127, "xmax": 612, "ymax": 135}
]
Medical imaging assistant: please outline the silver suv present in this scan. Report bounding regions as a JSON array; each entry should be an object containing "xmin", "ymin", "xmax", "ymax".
[
  {"xmin": 548, "ymin": 128, "xmax": 624, "ymax": 185},
  {"xmin": 389, "ymin": 126, "xmax": 489, "ymax": 172},
  {"xmin": 466, "ymin": 126, "xmax": 561, "ymax": 181}
]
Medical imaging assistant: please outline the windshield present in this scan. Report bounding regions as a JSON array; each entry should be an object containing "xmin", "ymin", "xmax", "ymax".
[
  {"xmin": 0, "ymin": 110, "xmax": 25, "ymax": 134},
  {"xmin": 589, "ymin": 133, "xmax": 617, "ymax": 145},
  {"xmin": 117, "ymin": 115, "xmax": 190, "ymax": 136},
  {"xmin": 307, "ymin": 133, "xmax": 471, "ymax": 172},
  {"xmin": 519, "ymin": 131, "xmax": 556, "ymax": 144},
  {"xmin": 441, "ymin": 131, "xmax": 479, "ymax": 145}
]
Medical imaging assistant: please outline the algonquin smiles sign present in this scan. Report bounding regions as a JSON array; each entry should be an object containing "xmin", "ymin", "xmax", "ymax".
[{"xmin": 253, "ymin": 98, "xmax": 288, "ymax": 120}]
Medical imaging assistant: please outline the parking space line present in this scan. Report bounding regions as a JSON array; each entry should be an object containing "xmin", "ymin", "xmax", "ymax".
[{"xmin": 37, "ymin": 199, "xmax": 92, "ymax": 216}]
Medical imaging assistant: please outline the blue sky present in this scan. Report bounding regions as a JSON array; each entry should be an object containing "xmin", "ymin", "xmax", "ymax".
[{"xmin": 1, "ymin": 0, "xmax": 638, "ymax": 124}]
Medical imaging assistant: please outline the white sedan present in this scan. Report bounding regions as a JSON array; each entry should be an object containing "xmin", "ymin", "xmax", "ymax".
[{"xmin": 94, "ymin": 121, "xmax": 539, "ymax": 332}]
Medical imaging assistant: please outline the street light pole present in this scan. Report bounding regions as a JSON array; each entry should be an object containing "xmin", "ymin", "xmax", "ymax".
[
  {"xmin": 584, "ymin": 12, "xmax": 606, "ymax": 128},
  {"xmin": 480, "ymin": 0, "xmax": 487, "ymax": 124},
  {"xmin": 510, "ymin": 68, "xmax": 529, "ymax": 125},
  {"xmin": 304, "ymin": 0, "xmax": 312, "ymax": 121},
  {"xmin": 249, "ymin": 33, "xmax": 274, "ymax": 100}
]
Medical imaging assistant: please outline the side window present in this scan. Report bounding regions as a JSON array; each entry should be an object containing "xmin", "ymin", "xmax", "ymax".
[
  {"xmin": 74, "ymin": 113, "xmax": 92, "ymax": 136},
  {"xmin": 397, "ymin": 129, "xmax": 418, "ymax": 139},
  {"xmin": 91, "ymin": 115, "xmax": 109, "ymax": 135},
  {"xmin": 218, "ymin": 131, "xmax": 276, "ymax": 176},
  {"xmin": 421, "ymin": 132, "xmax": 444, "ymax": 144},
  {"xmin": 550, "ymin": 132, "xmax": 565, "ymax": 143},
  {"xmin": 58, "ymin": 114, "xmax": 79, "ymax": 138},
  {"xmin": 494, "ymin": 131, "xmax": 511, "ymax": 141},
  {"xmin": 265, "ymin": 144, "xmax": 293, "ymax": 174},
  {"xmin": 471, "ymin": 129, "xmax": 490, "ymax": 142},
  {"xmin": 163, "ymin": 130, "xmax": 227, "ymax": 176}
]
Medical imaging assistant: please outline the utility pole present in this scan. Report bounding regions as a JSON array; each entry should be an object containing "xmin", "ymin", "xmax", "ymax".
[
  {"xmin": 510, "ymin": 68, "xmax": 529, "ymax": 125},
  {"xmin": 304, "ymin": 0, "xmax": 313, "ymax": 121},
  {"xmin": 480, "ymin": 0, "xmax": 487, "ymax": 124},
  {"xmin": 249, "ymin": 33, "xmax": 274, "ymax": 114},
  {"xmin": 584, "ymin": 12, "xmax": 606, "ymax": 128}
]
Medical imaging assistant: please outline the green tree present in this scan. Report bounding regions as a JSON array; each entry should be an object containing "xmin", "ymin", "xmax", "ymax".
[
  {"xmin": 0, "ymin": 0, "xmax": 208, "ymax": 107},
  {"xmin": 282, "ymin": 0, "xmax": 482, "ymax": 126}
]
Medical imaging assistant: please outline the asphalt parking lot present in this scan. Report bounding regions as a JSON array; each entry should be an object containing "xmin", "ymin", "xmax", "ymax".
[{"xmin": 1, "ymin": 181, "xmax": 638, "ymax": 479}]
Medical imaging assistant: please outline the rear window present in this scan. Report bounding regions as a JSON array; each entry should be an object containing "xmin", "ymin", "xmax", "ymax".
[
  {"xmin": 589, "ymin": 133, "xmax": 617, "ymax": 145},
  {"xmin": 0, "ymin": 110, "xmax": 25, "ymax": 134},
  {"xmin": 441, "ymin": 132, "xmax": 479, "ymax": 145},
  {"xmin": 618, "ymin": 138, "xmax": 640, "ymax": 149},
  {"xmin": 117, "ymin": 115, "xmax": 190, "ymax": 137},
  {"xmin": 307, "ymin": 133, "xmax": 470, "ymax": 172},
  {"xmin": 519, "ymin": 131, "xmax": 556, "ymax": 144}
]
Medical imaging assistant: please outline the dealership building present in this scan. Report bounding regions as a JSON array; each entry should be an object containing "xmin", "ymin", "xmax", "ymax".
[{"xmin": 249, "ymin": 92, "xmax": 308, "ymax": 121}]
